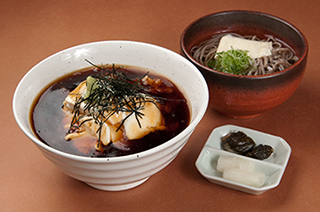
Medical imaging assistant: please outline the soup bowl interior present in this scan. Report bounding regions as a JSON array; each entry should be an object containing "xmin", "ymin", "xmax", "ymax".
[
  {"xmin": 13, "ymin": 40, "xmax": 209, "ymax": 191},
  {"xmin": 180, "ymin": 10, "xmax": 308, "ymax": 118}
]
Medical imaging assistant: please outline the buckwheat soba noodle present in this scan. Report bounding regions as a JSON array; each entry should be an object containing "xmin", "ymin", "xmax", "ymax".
[{"xmin": 191, "ymin": 33, "xmax": 299, "ymax": 76}]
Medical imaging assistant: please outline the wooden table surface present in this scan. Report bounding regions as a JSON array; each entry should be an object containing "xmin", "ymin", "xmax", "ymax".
[{"xmin": 1, "ymin": 0, "xmax": 320, "ymax": 211}]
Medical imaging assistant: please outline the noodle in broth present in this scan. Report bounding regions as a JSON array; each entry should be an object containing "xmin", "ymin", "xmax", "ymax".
[{"xmin": 191, "ymin": 33, "xmax": 299, "ymax": 76}]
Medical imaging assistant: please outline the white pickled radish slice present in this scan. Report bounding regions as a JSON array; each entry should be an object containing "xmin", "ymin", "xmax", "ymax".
[
  {"xmin": 223, "ymin": 168, "xmax": 265, "ymax": 188},
  {"xmin": 217, "ymin": 155, "xmax": 255, "ymax": 172}
]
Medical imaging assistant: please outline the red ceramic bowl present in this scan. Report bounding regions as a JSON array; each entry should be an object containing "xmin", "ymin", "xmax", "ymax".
[{"xmin": 180, "ymin": 10, "xmax": 308, "ymax": 118}]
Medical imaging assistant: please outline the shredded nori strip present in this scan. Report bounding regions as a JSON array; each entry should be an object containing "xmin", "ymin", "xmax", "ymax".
[{"xmin": 67, "ymin": 60, "xmax": 159, "ymax": 147}]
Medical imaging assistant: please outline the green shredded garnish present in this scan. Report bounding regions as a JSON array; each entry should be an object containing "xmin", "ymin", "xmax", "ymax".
[{"xmin": 208, "ymin": 48, "xmax": 254, "ymax": 75}]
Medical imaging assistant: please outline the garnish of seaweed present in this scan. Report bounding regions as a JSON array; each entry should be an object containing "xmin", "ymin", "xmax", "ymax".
[{"xmin": 67, "ymin": 60, "xmax": 160, "ymax": 147}]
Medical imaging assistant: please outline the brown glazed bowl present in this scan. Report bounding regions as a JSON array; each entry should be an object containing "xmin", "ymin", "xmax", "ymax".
[{"xmin": 180, "ymin": 10, "xmax": 308, "ymax": 118}]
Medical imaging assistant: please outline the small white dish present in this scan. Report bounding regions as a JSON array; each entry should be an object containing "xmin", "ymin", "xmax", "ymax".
[{"xmin": 195, "ymin": 125, "xmax": 291, "ymax": 195}]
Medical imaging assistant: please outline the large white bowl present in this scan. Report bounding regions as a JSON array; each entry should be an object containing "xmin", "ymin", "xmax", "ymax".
[{"xmin": 13, "ymin": 40, "xmax": 209, "ymax": 191}]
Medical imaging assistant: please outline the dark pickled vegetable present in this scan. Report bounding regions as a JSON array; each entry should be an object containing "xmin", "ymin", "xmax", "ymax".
[
  {"xmin": 246, "ymin": 144, "xmax": 274, "ymax": 160},
  {"xmin": 221, "ymin": 131, "xmax": 255, "ymax": 155},
  {"xmin": 221, "ymin": 131, "xmax": 274, "ymax": 160}
]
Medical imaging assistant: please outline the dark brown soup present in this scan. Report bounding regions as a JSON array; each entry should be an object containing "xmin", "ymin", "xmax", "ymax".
[{"xmin": 31, "ymin": 65, "xmax": 190, "ymax": 157}]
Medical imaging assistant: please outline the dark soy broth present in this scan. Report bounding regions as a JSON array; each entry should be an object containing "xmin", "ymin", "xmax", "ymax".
[{"xmin": 31, "ymin": 65, "xmax": 190, "ymax": 157}]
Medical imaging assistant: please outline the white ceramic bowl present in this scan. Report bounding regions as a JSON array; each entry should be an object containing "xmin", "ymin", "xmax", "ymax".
[
  {"xmin": 196, "ymin": 125, "xmax": 291, "ymax": 195},
  {"xmin": 13, "ymin": 40, "xmax": 209, "ymax": 191}
]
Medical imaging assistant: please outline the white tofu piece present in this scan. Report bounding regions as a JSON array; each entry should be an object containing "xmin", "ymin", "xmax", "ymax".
[
  {"xmin": 216, "ymin": 34, "xmax": 272, "ymax": 58},
  {"xmin": 81, "ymin": 116, "xmax": 122, "ymax": 146},
  {"xmin": 81, "ymin": 116, "xmax": 111, "ymax": 146},
  {"xmin": 63, "ymin": 79, "xmax": 165, "ymax": 144},
  {"xmin": 106, "ymin": 111, "xmax": 124, "ymax": 125},
  {"xmin": 63, "ymin": 81, "xmax": 87, "ymax": 112},
  {"xmin": 123, "ymin": 102, "xmax": 165, "ymax": 140}
]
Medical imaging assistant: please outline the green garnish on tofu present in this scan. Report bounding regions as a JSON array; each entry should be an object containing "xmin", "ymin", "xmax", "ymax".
[
  {"xmin": 84, "ymin": 76, "xmax": 99, "ymax": 100},
  {"xmin": 208, "ymin": 48, "xmax": 254, "ymax": 75}
]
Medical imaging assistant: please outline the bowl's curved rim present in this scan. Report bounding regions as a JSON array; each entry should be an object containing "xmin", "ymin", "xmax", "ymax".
[
  {"xmin": 12, "ymin": 40, "xmax": 209, "ymax": 163},
  {"xmin": 180, "ymin": 10, "xmax": 309, "ymax": 80}
]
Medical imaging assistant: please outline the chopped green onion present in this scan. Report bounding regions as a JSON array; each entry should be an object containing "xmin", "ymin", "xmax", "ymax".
[{"xmin": 208, "ymin": 48, "xmax": 254, "ymax": 75}]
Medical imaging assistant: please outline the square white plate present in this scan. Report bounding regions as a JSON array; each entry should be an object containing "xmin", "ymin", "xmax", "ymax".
[{"xmin": 195, "ymin": 125, "xmax": 291, "ymax": 195}]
